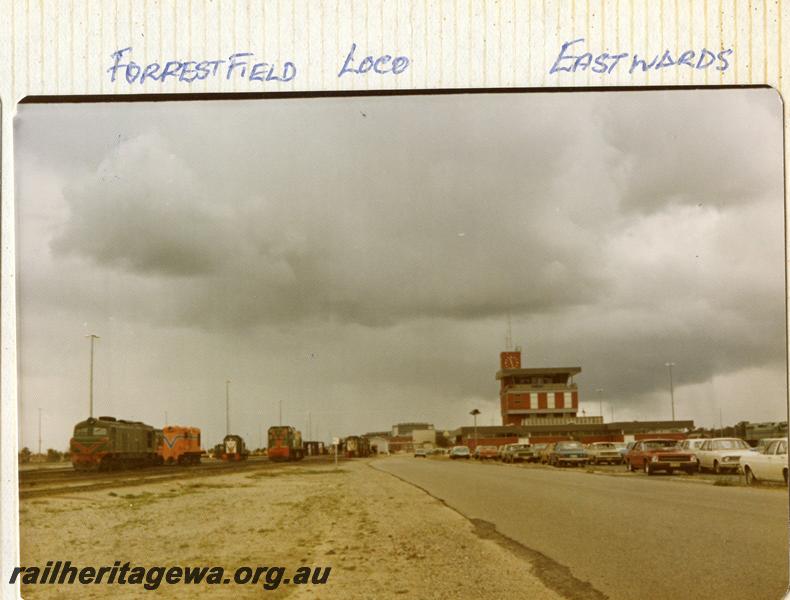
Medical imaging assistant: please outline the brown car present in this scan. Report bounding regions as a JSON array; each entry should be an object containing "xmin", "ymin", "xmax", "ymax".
[
  {"xmin": 474, "ymin": 445, "xmax": 499, "ymax": 460},
  {"xmin": 626, "ymin": 439, "xmax": 696, "ymax": 475}
]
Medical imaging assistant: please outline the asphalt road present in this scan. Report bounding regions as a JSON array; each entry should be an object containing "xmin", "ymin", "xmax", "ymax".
[{"xmin": 374, "ymin": 456, "xmax": 789, "ymax": 600}]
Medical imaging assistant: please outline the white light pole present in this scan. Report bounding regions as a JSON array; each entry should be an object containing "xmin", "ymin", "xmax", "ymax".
[
  {"xmin": 665, "ymin": 362, "xmax": 676, "ymax": 421},
  {"xmin": 85, "ymin": 334, "xmax": 100, "ymax": 418},
  {"xmin": 37, "ymin": 408, "xmax": 42, "ymax": 456}
]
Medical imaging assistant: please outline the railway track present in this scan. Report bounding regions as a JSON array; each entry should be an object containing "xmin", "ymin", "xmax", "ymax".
[
  {"xmin": 18, "ymin": 456, "xmax": 337, "ymax": 499},
  {"xmin": 19, "ymin": 456, "xmax": 269, "ymax": 484}
]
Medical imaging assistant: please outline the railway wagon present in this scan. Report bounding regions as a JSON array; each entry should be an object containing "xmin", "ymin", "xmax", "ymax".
[
  {"xmin": 220, "ymin": 434, "xmax": 249, "ymax": 461},
  {"xmin": 70, "ymin": 416, "xmax": 160, "ymax": 471},
  {"xmin": 304, "ymin": 441, "xmax": 325, "ymax": 456},
  {"xmin": 344, "ymin": 436, "xmax": 371, "ymax": 458},
  {"xmin": 158, "ymin": 426, "xmax": 202, "ymax": 465},
  {"xmin": 267, "ymin": 426, "xmax": 305, "ymax": 461}
]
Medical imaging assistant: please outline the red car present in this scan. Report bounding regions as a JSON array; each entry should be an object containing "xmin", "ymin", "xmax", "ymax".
[{"xmin": 626, "ymin": 439, "xmax": 696, "ymax": 475}]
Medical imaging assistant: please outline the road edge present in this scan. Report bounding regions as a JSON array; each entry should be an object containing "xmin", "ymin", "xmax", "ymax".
[{"xmin": 368, "ymin": 460, "xmax": 608, "ymax": 600}]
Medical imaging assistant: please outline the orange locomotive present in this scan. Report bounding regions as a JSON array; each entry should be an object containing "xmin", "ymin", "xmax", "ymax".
[{"xmin": 158, "ymin": 426, "xmax": 202, "ymax": 465}]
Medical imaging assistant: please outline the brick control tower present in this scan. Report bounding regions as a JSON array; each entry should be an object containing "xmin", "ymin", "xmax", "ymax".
[{"xmin": 496, "ymin": 349, "xmax": 581, "ymax": 426}]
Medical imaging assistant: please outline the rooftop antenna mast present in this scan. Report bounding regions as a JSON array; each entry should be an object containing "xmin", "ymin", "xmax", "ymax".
[{"xmin": 505, "ymin": 314, "xmax": 513, "ymax": 351}]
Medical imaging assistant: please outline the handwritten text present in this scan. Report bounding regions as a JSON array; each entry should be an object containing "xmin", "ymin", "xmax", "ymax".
[
  {"xmin": 550, "ymin": 38, "xmax": 733, "ymax": 75},
  {"xmin": 107, "ymin": 48, "xmax": 297, "ymax": 84},
  {"xmin": 338, "ymin": 44, "xmax": 410, "ymax": 77}
]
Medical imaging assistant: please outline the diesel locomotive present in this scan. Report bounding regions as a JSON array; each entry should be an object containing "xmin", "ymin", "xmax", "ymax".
[
  {"xmin": 70, "ymin": 416, "xmax": 161, "ymax": 471},
  {"xmin": 220, "ymin": 434, "xmax": 249, "ymax": 461},
  {"xmin": 159, "ymin": 426, "xmax": 202, "ymax": 465},
  {"xmin": 344, "ymin": 435, "xmax": 371, "ymax": 458},
  {"xmin": 267, "ymin": 426, "xmax": 304, "ymax": 461}
]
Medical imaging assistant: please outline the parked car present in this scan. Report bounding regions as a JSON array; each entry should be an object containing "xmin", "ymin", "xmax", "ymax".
[
  {"xmin": 696, "ymin": 438, "xmax": 755, "ymax": 474},
  {"xmin": 474, "ymin": 445, "xmax": 499, "ymax": 460},
  {"xmin": 414, "ymin": 448, "xmax": 428, "ymax": 458},
  {"xmin": 546, "ymin": 441, "xmax": 588, "ymax": 467},
  {"xmin": 539, "ymin": 442, "xmax": 557, "ymax": 464},
  {"xmin": 678, "ymin": 438, "xmax": 708, "ymax": 469},
  {"xmin": 502, "ymin": 443, "xmax": 538, "ymax": 463},
  {"xmin": 586, "ymin": 442, "xmax": 623, "ymax": 465},
  {"xmin": 740, "ymin": 438, "xmax": 788, "ymax": 485},
  {"xmin": 449, "ymin": 446, "xmax": 471, "ymax": 460},
  {"xmin": 626, "ymin": 439, "xmax": 696, "ymax": 475},
  {"xmin": 531, "ymin": 443, "xmax": 548, "ymax": 458},
  {"xmin": 496, "ymin": 445, "xmax": 510, "ymax": 461},
  {"xmin": 755, "ymin": 437, "xmax": 786, "ymax": 454},
  {"xmin": 620, "ymin": 441, "xmax": 637, "ymax": 463}
]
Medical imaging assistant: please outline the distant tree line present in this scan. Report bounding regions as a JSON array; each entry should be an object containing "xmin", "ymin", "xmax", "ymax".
[{"xmin": 17, "ymin": 447, "xmax": 70, "ymax": 463}]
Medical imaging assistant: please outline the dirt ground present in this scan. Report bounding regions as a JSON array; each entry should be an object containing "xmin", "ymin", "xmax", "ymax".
[{"xmin": 18, "ymin": 459, "xmax": 563, "ymax": 599}]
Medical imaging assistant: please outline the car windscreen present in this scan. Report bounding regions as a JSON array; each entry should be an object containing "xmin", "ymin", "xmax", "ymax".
[
  {"xmin": 643, "ymin": 441, "xmax": 678, "ymax": 449},
  {"xmin": 712, "ymin": 440, "xmax": 749, "ymax": 450}
]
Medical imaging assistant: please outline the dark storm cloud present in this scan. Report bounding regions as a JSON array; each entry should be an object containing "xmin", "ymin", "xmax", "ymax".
[
  {"xmin": 43, "ymin": 95, "xmax": 618, "ymax": 329},
  {"xmin": 50, "ymin": 133, "xmax": 229, "ymax": 277}
]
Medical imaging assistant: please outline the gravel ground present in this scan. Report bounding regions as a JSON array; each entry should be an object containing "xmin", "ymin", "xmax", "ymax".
[{"xmin": 18, "ymin": 459, "xmax": 564, "ymax": 599}]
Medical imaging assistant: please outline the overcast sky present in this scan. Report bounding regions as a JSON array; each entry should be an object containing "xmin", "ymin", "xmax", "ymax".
[{"xmin": 14, "ymin": 89, "xmax": 787, "ymax": 451}]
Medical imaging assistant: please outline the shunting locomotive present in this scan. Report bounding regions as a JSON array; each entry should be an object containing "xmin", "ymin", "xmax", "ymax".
[
  {"xmin": 220, "ymin": 434, "xmax": 249, "ymax": 461},
  {"xmin": 158, "ymin": 426, "xmax": 202, "ymax": 465},
  {"xmin": 344, "ymin": 435, "xmax": 371, "ymax": 458},
  {"xmin": 267, "ymin": 426, "xmax": 305, "ymax": 461}
]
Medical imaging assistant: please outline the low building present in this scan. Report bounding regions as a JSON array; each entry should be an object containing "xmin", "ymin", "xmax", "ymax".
[
  {"xmin": 412, "ymin": 428, "xmax": 436, "ymax": 448},
  {"xmin": 449, "ymin": 420, "xmax": 695, "ymax": 450},
  {"xmin": 366, "ymin": 436, "xmax": 390, "ymax": 454},
  {"xmin": 392, "ymin": 422, "xmax": 434, "ymax": 437},
  {"xmin": 387, "ymin": 436, "xmax": 413, "ymax": 454}
]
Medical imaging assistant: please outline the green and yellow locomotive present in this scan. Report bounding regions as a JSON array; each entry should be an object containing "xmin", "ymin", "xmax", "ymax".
[{"xmin": 70, "ymin": 416, "xmax": 161, "ymax": 471}]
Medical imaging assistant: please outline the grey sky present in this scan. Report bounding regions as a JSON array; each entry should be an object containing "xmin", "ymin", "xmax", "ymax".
[{"xmin": 15, "ymin": 89, "xmax": 786, "ymax": 451}]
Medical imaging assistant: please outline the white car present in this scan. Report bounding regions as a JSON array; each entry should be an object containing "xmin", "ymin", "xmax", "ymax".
[
  {"xmin": 755, "ymin": 437, "xmax": 785, "ymax": 454},
  {"xmin": 678, "ymin": 438, "xmax": 708, "ymax": 470},
  {"xmin": 740, "ymin": 438, "xmax": 788, "ymax": 485},
  {"xmin": 586, "ymin": 442, "xmax": 623, "ymax": 465},
  {"xmin": 696, "ymin": 438, "xmax": 755, "ymax": 474}
]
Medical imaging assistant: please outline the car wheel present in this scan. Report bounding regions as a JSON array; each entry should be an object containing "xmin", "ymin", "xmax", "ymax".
[
  {"xmin": 685, "ymin": 468, "xmax": 695, "ymax": 475},
  {"xmin": 644, "ymin": 462, "xmax": 653, "ymax": 475},
  {"xmin": 713, "ymin": 461, "xmax": 721, "ymax": 475},
  {"xmin": 744, "ymin": 467, "xmax": 757, "ymax": 486},
  {"xmin": 666, "ymin": 469, "xmax": 673, "ymax": 475}
]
